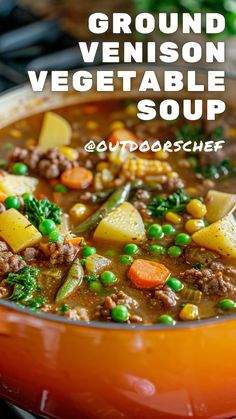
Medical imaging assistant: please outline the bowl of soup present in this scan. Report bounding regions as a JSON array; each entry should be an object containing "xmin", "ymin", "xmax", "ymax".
[{"xmin": 0, "ymin": 66, "xmax": 236, "ymax": 418}]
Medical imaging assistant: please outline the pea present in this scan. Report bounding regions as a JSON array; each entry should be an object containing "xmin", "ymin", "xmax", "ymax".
[
  {"xmin": 48, "ymin": 231, "xmax": 64, "ymax": 243},
  {"xmin": 148, "ymin": 224, "xmax": 163, "ymax": 239},
  {"xmin": 167, "ymin": 246, "xmax": 183, "ymax": 257},
  {"xmin": 219, "ymin": 299, "xmax": 235, "ymax": 311},
  {"xmin": 166, "ymin": 277, "xmax": 184, "ymax": 292},
  {"xmin": 22, "ymin": 192, "xmax": 34, "ymax": 202},
  {"xmin": 100, "ymin": 271, "xmax": 117, "ymax": 285},
  {"xmin": 162, "ymin": 224, "xmax": 176, "ymax": 235},
  {"xmin": 119, "ymin": 255, "xmax": 134, "ymax": 265},
  {"xmin": 4, "ymin": 195, "xmax": 21, "ymax": 210},
  {"xmin": 175, "ymin": 233, "xmax": 191, "ymax": 246},
  {"xmin": 123, "ymin": 243, "xmax": 139, "ymax": 255},
  {"xmin": 81, "ymin": 246, "xmax": 96, "ymax": 257},
  {"xmin": 54, "ymin": 184, "xmax": 68, "ymax": 193},
  {"xmin": 159, "ymin": 314, "xmax": 176, "ymax": 325},
  {"xmin": 39, "ymin": 219, "xmax": 56, "ymax": 235},
  {"xmin": 89, "ymin": 281, "xmax": 102, "ymax": 292},
  {"xmin": 12, "ymin": 162, "xmax": 28, "ymax": 175},
  {"xmin": 149, "ymin": 244, "xmax": 166, "ymax": 255},
  {"xmin": 111, "ymin": 305, "xmax": 129, "ymax": 322}
]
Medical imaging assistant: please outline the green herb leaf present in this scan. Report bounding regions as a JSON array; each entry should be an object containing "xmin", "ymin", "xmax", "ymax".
[
  {"xmin": 23, "ymin": 196, "xmax": 62, "ymax": 229},
  {"xmin": 5, "ymin": 266, "xmax": 40, "ymax": 303},
  {"xmin": 148, "ymin": 188, "xmax": 191, "ymax": 217}
]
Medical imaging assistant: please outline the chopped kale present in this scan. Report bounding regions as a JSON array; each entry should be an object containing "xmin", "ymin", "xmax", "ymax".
[
  {"xmin": 211, "ymin": 126, "xmax": 224, "ymax": 140},
  {"xmin": 175, "ymin": 125, "xmax": 204, "ymax": 142},
  {"xmin": 84, "ymin": 273, "xmax": 98, "ymax": 282},
  {"xmin": 5, "ymin": 266, "xmax": 40, "ymax": 303},
  {"xmin": 59, "ymin": 304, "xmax": 70, "ymax": 313},
  {"xmin": 26, "ymin": 297, "xmax": 46, "ymax": 311},
  {"xmin": 148, "ymin": 188, "xmax": 191, "ymax": 217},
  {"xmin": 23, "ymin": 196, "xmax": 62, "ymax": 229}
]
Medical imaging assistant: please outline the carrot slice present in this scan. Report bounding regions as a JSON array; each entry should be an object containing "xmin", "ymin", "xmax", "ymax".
[
  {"xmin": 0, "ymin": 192, "xmax": 8, "ymax": 203},
  {"xmin": 107, "ymin": 129, "xmax": 139, "ymax": 147},
  {"xmin": 64, "ymin": 237, "xmax": 83, "ymax": 247},
  {"xmin": 128, "ymin": 259, "xmax": 171, "ymax": 289},
  {"xmin": 61, "ymin": 167, "xmax": 93, "ymax": 190}
]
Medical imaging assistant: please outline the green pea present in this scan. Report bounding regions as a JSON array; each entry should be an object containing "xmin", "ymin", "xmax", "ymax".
[
  {"xmin": 219, "ymin": 299, "xmax": 235, "ymax": 311},
  {"xmin": 22, "ymin": 192, "xmax": 34, "ymax": 202},
  {"xmin": 123, "ymin": 243, "xmax": 139, "ymax": 255},
  {"xmin": 167, "ymin": 246, "xmax": 183, "ymax": 257},
  {"xmin": 4, "ymin": 195, "xmax": 21, "ymax": 210},
  {"xmin": 162, "ymin": 224, "xmax": 176, "ymax": 235},
  {"xmin": 100, "ymin": 271, "xmax": 117, "ymax": 285},
  {"xmin": 175, "ymin": 233, "xmax": 191, "ymax": 246},
  {"xmin": 54, "ymin": 184, "xmax": 68, "ymax": 193},
  {"xmin": 166, "ymin": 277, "xmax": 184, "ymax": 292},
  {"xmin": 159, "ymin": 314, "xmax": 176, "ymax": 325},
  {"xmin": 148, "ymin": 224, "xmax": 163, "ymax": 239},
  {"xmin": 12, "ymin": 162, "xmax": 28, "ymax": 175},
  {"xmin": 149, "ymin": 244, "xmax": 166, "ymax": 255},
  {"xmin": 111, "ymin": 305, "xmax": 129, "ymax": 322},
  {"xmin": 39, "ymin": 219, "xmax": 56, "ymax": 235},
  {"xmin": 48, "ymin": 231, "xmax": 64, "ymax": 243},
  {"xmin": 119, "ymin": 255, "xmax": 134, "ymax": 265},
  {"xmin": 81, "ymin": 246, "xmax": 96, "ymax": 257},
  {"xmin": 89, "ymin": 281, "xmax": 102, "ymax": 292}
]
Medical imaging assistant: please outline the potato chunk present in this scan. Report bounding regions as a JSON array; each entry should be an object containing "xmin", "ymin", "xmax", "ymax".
[
  {"xmin": 192, "ymin": 215, "xmax": 236, "ymax": 258},
  {"xmin": 205, "ymin": 190, "xmax": 236, "ymax": 223},
  {"xmin": 0, "ymin": 175, "xmax": 38, "ymax": 196},
  {"xmin": 38, "ymin": 111, "xmax": 72, "ymax": 150},
  {"xmin": 94, "ymin": 202, "xmax": 146, "ymax": 243},
  {"xmin": 0, "ymin": 209, "xmax": 42, "ymax": 252}
]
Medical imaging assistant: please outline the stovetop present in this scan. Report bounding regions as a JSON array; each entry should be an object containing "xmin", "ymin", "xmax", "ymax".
[{"xmin": 0, "ymin": 0, "xmax": 102, "ymax": 92}]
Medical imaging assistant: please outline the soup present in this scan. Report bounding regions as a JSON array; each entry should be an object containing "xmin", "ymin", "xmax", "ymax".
[{"xmin": 0, "ymin": 99, "xmax": 235, "ymax": 325}]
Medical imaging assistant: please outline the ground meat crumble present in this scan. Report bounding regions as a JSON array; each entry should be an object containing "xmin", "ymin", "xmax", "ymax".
[
  {"xmin": 154, "ymin": 286, "xmax": 179, "ymax": 309},
  {"xmin": 0, "ymin": 241, "xmax": 26, "ymax": 275},
  {"xmin": 9, "ymin": 146, "xmax": 78, "ymax": 179},
  {"xmin": 95, "ymin": 290, "xmax": 143, "ymax": 323},
  {"xmin": 182, "ymin": 261, "xmax": 236, "ymax": 296}
]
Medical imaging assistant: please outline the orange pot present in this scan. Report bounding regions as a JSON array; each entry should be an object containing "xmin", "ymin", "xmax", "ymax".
[{"xmin": 0, "ymin": 67, "xmax": 235, "ymax": 418}]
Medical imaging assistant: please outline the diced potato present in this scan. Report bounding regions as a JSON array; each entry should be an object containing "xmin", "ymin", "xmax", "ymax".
[
  {"xmin": 94, "ymin": 202, "xmax": 146, "ymax": 243},
  {"xmin": 85, "ymin": 253, "xmax": 111, "ymax": 274},
  {"xmin": 192, "ymin": 215, "xmax": 236, "ymax": 258},
  {"xmin": 0, "ymin": 209, "xmax": 42, "ymax": 252},
  {"xmin": 205, "ymin": 190, "xmax": 236, "ymax": 223},
  {"xmin": 57, "ymin": 214, "xmax": 70, "ymax": 235},
  {"xmin": 0, "ymin": 175, "xmax": 38, "ymax": 196},
  {"xmin": 38, "ymin": 111, "xmax": 72, "ymax": 150}
]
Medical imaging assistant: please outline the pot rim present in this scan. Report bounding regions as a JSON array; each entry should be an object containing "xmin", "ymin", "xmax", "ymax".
[{"xmin": 0, "ymin": 63, "xmax": 236, "ymax": 331}]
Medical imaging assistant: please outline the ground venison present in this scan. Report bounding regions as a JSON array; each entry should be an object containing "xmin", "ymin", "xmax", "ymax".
[
  {"xmin": 154, "ymin": 286, "xmax": 179, "ymax": 309},
  {"xmin": 95, "ymin": 290, "xmax": 142, "ymax": 323}
]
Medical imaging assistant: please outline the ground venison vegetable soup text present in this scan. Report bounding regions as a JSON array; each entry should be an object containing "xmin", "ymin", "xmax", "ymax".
[{"xmin": 0, "ymin": 99, "xmax": 236, "ymax": 325}]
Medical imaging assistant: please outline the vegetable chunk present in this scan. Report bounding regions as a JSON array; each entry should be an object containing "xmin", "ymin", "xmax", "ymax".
[
  {"xmin": 128, "ymin": 259, "xmax": 171, "ymax": 288},
  {"xmin": 94, "ymin": 202, "xmax": 146, "ymax": 243},
  {"xmin": 205, "ymin": 190, "xmax": 236, "ymax": 223},
  {"xmin": 192, "ymin": 215, "xmax": 236, "ymax": 258},
  {"xmin": 0, "ymin": 175, "xmax": 38, "ymax": 196},
  {"xmin": 0, "ymin": 208, "xmax": 42, "ymax": 252},
  {"xmin": 38, "ymin": 111, "xmax": 72, "ymax": 150}
]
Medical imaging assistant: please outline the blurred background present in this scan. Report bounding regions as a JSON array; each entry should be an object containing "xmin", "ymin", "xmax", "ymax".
[{"xmin": 0, "ymin": 0, "xmax": 235, "ymax": 93}]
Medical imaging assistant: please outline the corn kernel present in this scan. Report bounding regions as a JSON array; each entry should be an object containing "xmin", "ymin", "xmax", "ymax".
[
  {"xmin": 165, "ymin": 212, "xmax": 182, "ymax": 225},
  {"xmin": 69, "ymin": 203, "xmax": 91, "ymax": 221},
  {"xmin": 125, "ymin": 103, "xmax": 137, "ymax": 117},
  {"xmin": 94, "ymin": 173, "xmax": 103, "ymax": 191},
  {"xmin": 185, "ymin": 219, "xmax": 205, "ymax": 234},
  {"xmin": 109, "ymin": 121, "xmax": 125, "ymax": 131},
  {"xmin": 186, "ymin": 187, "xmax": 198, "ymax": 196},
  {"xmin": 10, "ymin": 129, "xmax": 21, "ymax": 139},
  {"xmin": 167, "ymin": 171, "xmax": 178, "ymax": 179},
  {"xmin": 179, "ymin": 304, "xmax": 199, "ymax": 321},
  {"xmin": 109, "ymin": 149, "xmax": 130, "ymax": 165},
  {"xmin": 24, "ymin": 138, "xmax": 36, "ymax": 148},
  {"xmin": 155, "ymin": 150, "xmax": 169, "ymax": 160},
  {"xmin": 86, "ymin": 120, "xmax": 98, "ymax": 130},
  {"xmin": 96, "ymin": 162, "xmax": 109, "ymax": 172},
  {"xmin": 60, "ymin": 146, "xmax": 78, "ymax": 161},
  {"xmin": 186, "ymin": 199, "xmax": 207, "ymax": 218},
  {"xmin": 228, "ymin": 127, "xmax": 236, "ymax": 138}
]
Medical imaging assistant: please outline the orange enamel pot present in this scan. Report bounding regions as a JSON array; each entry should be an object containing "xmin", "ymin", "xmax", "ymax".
[{"xmin": 0, "ymin": 67, "xmax": 235, "ymax": 418}]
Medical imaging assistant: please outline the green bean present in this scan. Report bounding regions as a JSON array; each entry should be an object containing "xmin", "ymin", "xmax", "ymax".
[
  {"xmin": 55, "ymin": 258, "xmax": 84, "ymax": 303},
  {"xmin": 73, "ymin": 182, "xmax": 131, "ymax": 234}
]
